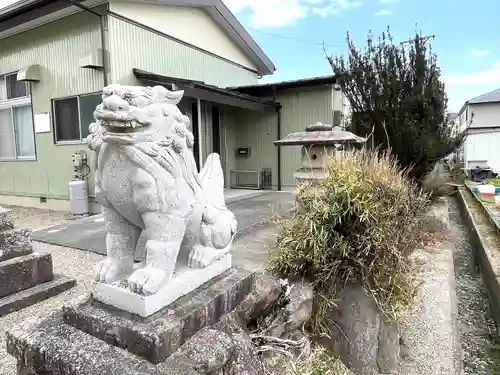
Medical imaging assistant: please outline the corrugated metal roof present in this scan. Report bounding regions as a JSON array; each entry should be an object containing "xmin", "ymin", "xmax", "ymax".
[
  {"xmin": 229, "ymin": 74, "xmax": 338, "ymax": 96},
  {"xmin": 468, "ymin": 88, "xmax": 500, "ymax": 104},
  {"xmin": 230, "ymin": 75, "xmax": 337, "ymax": 90}
]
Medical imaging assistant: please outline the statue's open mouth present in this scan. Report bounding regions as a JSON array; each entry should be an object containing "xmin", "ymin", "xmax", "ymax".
[
  {"xmin": 95, "ymin": 107, "xmax": 152, "ymax": 133},
  {"xmin": 100, "ymin": 121, "xmax": 147, "ymax": 133}
]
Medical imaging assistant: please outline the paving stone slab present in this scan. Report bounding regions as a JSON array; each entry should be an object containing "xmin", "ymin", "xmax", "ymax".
[
  {"xmin": 0, "ymin": 275, "xmax": 76, "ymax": 318},
  {"xmin": 63, "ymin": 267, "xmax": 254, "ymax": 364},
  {"xmin": 0, "ymin": 253, "xmax": 53, "ymax": 298},
  {"xmin": 0, "ymin": 228, "xmax": 33, "ymax": 262}
]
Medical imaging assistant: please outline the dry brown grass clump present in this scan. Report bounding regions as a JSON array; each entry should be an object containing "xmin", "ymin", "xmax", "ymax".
[{"xmin": 268, "ymin": 149, "xmax": 429, "ymax": 331}]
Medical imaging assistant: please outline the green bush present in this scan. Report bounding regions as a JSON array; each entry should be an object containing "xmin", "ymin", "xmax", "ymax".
[
  {"xmin": 268, "ymin": 150, "xmax": 428, "ymax": 331},
  {"xmin": 484, "ymin": 178, "xmax": 500, "ymax": 187}
]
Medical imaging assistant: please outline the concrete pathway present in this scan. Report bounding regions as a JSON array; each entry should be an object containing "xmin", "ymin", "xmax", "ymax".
[{"xmin": 31, "ymin": 192, "xmax": 293, "ymax": 261}]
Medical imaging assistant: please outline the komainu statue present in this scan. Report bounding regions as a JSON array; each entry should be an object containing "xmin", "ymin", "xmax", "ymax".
[{"xmin": 86, "ymin": 84, "xmax": 237, "ymax": 296}]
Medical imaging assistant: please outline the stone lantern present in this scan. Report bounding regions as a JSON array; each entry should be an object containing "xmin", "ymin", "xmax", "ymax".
[{"xmin": 274, "ymin": 121, "xmax": 366, "ymax": 185}]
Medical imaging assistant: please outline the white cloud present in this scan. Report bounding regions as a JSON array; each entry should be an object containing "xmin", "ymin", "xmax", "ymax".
[
  {"xmin": 313, "ymin": 0, "xmax": 362, "ymax": 17},
  {"xmin": 495, "ymin": 61, "xmax": 500, "ymax": 68},
  {"xmin": 443, "ymin": 68, "xmax": 500, "ymax": 111},
  {"xmin": 470, "ymin": 49, "xmax": 491, "ymax": 57},
  {"xmin": 374, "ymin": 9, "xmax": 392, "ymax": 16},
  {"xmin": 223, "ymin": 0, "xmax": 362, "ymax": 28},
  {"xmin": 442, "ymin": 68, "xmax": 500, "ymax": 85},
  {"xmin": 379, "ymin": 0, "xmax": 398, "ymax": 3}
]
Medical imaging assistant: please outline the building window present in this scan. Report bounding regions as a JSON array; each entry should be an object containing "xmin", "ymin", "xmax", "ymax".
[
  {"xmin": 53, "ymin": 93, "xmax": 101, "ymax": 142},
  {"xmin": 0, "ymin": 73, "xmax": 35, "ymax": 160}
]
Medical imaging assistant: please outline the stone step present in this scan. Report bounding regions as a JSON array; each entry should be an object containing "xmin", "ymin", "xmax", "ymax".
[
  {"xmin": 0, "ymin": 206, "xmax": 13, "ymax": 232},
  {"xmin": 6, "ymin": 313, "xmax": 175, "ymax": 375},
  {"xmin": 0, "ymin": 228, "xmax": 33, "ymax": 262},
  {"xmin": 0, "ymin": 253, "xmax": 53, "ymax": 298},
  {"xmin": 63, "ymin": 267, "xmax": 254, "ymax": 364},
  {"xmin": 0, "ymin": 275, "xmax": 76, "ymax": 318}
]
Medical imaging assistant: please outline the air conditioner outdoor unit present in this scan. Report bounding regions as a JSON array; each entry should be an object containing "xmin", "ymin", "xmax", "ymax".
[{"xmin": 230, "ymin": 170, "xmax": 262, "ymax": 190}]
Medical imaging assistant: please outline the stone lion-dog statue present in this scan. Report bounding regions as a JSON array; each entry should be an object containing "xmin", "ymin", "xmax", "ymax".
[{"xmin": 86, "ymin": 84, "xmax": 237, "ymax": 296}]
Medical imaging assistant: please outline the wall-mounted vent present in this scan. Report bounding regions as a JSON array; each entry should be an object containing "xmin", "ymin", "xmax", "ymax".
[
  {"xmin": 17, "ymin": 64, "xmax": 42, "ymax": 82},
  {"xmin": 79, "ymin": 49, "xmax": 104, "ymax": 69}
]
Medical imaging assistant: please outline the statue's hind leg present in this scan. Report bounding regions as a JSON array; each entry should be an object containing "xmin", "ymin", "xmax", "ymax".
[{"xmin": 96, "ymin": 206, "xmax": 141, "ymax": 284}]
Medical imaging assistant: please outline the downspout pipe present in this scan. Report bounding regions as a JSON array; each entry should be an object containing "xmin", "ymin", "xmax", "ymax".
[
  {"xmin": 69, "ymin": 0, "xmax": 109, "ymax": 87},
  {"xmin": 272, "ymin": 86, "xmax": 282, "ymax": 191}
]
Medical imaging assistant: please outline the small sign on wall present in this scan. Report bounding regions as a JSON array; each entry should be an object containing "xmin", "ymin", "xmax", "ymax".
[{"xmin": 34, "ymin": 113, "xmax": 50, "ymax": 133}]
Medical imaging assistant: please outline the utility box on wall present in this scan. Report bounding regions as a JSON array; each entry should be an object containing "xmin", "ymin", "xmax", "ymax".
[{"xmin": 236, "ymin": 147, "xmax": 251, "ymax": 157}]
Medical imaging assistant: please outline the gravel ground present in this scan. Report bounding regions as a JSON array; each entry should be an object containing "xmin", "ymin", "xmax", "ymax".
[
  {"xmin": 0, "ymin": 205, "xmax": 277, "ymax": 374},
  {"xmin": 0, "ymin": 205, "xmax": 103, "ymax": 375},
  {"xmin": 396, "ymin": 202, "xmax": 462, "ymax": 375},
  {"xmin": 449, "ymin": 198, "xmax": 497, "ymax": 374}
]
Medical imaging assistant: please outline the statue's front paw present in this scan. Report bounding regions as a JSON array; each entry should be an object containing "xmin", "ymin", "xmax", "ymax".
[
  {"xmin": 127, "ymin": 266, "xmax": 170, "ymax": 296},
  {"xmin": 95, "ymin": 258, "xmax": 133, "ymax": 284}
]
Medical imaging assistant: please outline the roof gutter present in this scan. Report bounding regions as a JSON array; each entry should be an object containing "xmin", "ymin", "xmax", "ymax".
[
  {"xmin": 457, "ymin": 101, "xmax": 469, "ymax": 118},
  {"xmin": 0, "ymin": 0, "xmax": 42, "ymax": 17},
  {"xmin": 68, "ymin": 0, "xmax": 108, "ymax": 86}
]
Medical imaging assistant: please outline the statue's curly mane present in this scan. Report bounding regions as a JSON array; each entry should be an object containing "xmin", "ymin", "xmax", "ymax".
[
  {"xmin": 87, "ymin": 84, "xmax": 203, "ymax": 199},
  {"xmin": 87, "ymin": 84, "xmax": 195, "ymax": 155}
]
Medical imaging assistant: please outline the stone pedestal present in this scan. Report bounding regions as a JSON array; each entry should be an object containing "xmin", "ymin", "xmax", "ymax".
[
  {"xmin": 93, "ymin": 255, "xmax": 233, "ymax": 317},
  {"xmin": 0, "ymin": 206, "xmax": 75, "ymax": 318},
  {"xmin": 7, "ymin": 268, "xmax": 255, "ymax": 375}
]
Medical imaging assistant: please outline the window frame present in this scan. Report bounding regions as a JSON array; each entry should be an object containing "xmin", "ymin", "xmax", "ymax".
[
  {"xmin": 5, "ymin": 72, "xmax": 29, "ymax": 99},
  {"xmin": 52, "ymin": 92, "xmax": 101, "ymax": 145},
  {"xmin": 0, "ymin": 73, "xmax": 36, "ymax": 161}
]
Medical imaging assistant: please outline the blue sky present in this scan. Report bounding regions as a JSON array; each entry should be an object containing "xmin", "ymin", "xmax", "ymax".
[
  {"xmin": 225, "ymin": 0, "xmax": 500, "ymax": 113},
  {"xmin": 2, "ymin": 0, "xmax": 498, "ymax": 112}
]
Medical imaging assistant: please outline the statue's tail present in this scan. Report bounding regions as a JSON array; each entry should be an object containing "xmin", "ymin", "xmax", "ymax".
[
  {"xmin": 197, "ymin": 153, "xmax": 237, "ymax": 249},
  {"xmin": 199, "ymin": 153, "xmax": 226, "ymax": 208}
]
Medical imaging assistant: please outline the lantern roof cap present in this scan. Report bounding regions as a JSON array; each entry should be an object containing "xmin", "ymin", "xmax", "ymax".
[{"xmin": 274, "ymin": 121, "xmax": 367, "ymax": 146}]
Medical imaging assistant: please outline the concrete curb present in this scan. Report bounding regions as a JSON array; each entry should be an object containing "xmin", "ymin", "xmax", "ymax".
[
  {"xmin": 443, "ymin": 201, "xmax": 465, "ymax": 375},
  {"xmin": 456, "ymin": 188, "xmax": 500, "ymax": 332}
]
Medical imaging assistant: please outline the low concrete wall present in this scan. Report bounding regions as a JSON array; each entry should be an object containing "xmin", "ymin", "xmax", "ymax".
[{"xmin": 456, "ymin": 188, "xmax": 500, "ymax": 331}]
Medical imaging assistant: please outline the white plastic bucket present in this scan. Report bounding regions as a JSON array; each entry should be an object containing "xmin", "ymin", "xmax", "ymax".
[{"xmin": 479, "ymin": 184, "xmax": 496, "ymax": 195}]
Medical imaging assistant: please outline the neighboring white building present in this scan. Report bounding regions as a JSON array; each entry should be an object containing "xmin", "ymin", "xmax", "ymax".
[{"xmin": 455, "ymin": 88, "xmax": 500, "ymax": 172}]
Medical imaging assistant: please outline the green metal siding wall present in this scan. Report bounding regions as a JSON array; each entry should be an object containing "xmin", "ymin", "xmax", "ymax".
[
  {"xmin": 0, "ymin": 13, "xmax": 103, "ymax": 199},
  {"xmin": 107, "ymin": 16, "xmax": 259, "ymax": 88},
  {"xmin": 220, "ymin": 106, "xmax": 239, "ymax": 187},
  {"xmin": 231, "ymin": 108, "xmax": 279, "ymax": 187},
  {"xmin": 224, "ymin": 85, "xmax": 334, "ymax": 189},
  {"xmin": 279, "ymin": 86, "xmax": 334, "ymax": 187}
]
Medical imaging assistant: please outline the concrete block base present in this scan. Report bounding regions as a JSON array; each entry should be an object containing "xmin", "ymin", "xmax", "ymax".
[
  {"xmin": 0, "ymin": 275, "xmax": 76, "ymax": 318},
  {"xmin": 7, "ymin": 267, "xmax": 255, "ymax": 374},
  {"xmin": 66, "ymin": 266, "xmax": 253, "ymax": 363},
  {"xmin": 0, "ymin": 253, "xmax": 53, "ymax": 298},
  {"xmin": 0, "ymin": 206, "xmax": 76, "ymax": 318}
]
